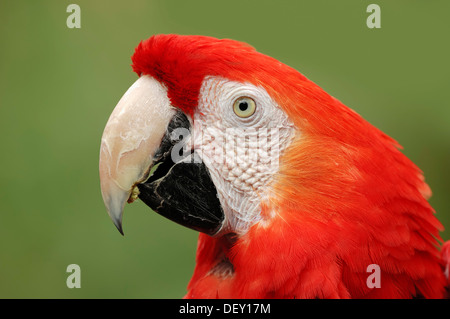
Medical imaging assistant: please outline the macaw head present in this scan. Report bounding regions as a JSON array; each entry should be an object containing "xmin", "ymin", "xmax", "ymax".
[{"xmin": 99, "ymin": 34, "xmax": 446, "ymax": 298}]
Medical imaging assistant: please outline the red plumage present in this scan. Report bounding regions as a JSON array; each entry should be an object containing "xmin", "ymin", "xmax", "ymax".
[{"xmin": 132, "ymin": 34, "xmax": 449, "ymax": 298}]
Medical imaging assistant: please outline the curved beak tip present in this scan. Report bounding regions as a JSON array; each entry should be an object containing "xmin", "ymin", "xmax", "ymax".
[
  {"xmin": 113, "ymin": 218, "xmax": 125, "ymax": 236},
  {"xmin": 100, "ymin": 179, "xmax": 129, "ymax": 236}
]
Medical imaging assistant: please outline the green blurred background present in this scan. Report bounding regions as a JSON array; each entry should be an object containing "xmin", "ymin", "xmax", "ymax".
[{"xmin": 0, "ymin": 0, "xmax": 449, "ymax": 298}]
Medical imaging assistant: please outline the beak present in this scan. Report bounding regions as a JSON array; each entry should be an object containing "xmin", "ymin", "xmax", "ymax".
[
  {"xmin": 99, "ymin": 75, "xmax": 176, "ymax": 234},
  {"xmin": 99, "ymin": 75, "xmax": 224, "ymax": 236}
]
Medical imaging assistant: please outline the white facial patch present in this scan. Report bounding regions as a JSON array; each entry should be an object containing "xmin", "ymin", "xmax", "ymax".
[{"xmin": 193, "ymin": 77, "xmax": 296, "ymax": 236}]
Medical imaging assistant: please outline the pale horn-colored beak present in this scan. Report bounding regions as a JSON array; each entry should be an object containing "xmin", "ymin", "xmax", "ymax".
[{"xmin": 99, "ymin": 75, "xmax": 176, "ymax": 234}]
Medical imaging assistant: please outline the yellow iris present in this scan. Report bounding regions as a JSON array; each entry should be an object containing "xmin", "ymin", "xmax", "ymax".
[{"xmin": 233, "ymin": 97, "xmax": 256, "ymax": 118}]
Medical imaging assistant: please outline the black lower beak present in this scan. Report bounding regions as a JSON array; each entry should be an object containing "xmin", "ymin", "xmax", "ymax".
[{"xmin": 137, "ymin": 112, "xmax": 224, "ymax": 236}]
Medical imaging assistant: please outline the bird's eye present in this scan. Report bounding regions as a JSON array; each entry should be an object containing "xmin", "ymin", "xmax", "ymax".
[{"xmin": 233, "ymin": 97, "xmax": 256, "ymax": 118}]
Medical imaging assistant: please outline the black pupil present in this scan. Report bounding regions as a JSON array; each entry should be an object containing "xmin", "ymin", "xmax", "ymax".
[{"xmin": 239, "ymin": 101, "xmax": 249, "ymax": 112}]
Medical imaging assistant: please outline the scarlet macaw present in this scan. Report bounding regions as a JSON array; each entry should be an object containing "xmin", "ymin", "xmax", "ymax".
[{"xmin": 99, "ymin": 34, "xmax": 450, "ymax": 298}]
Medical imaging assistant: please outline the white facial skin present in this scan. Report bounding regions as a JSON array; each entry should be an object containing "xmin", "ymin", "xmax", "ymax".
[{"xmin": 192, "ymin": 77, "xmax": 296, "ymax": 236}]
